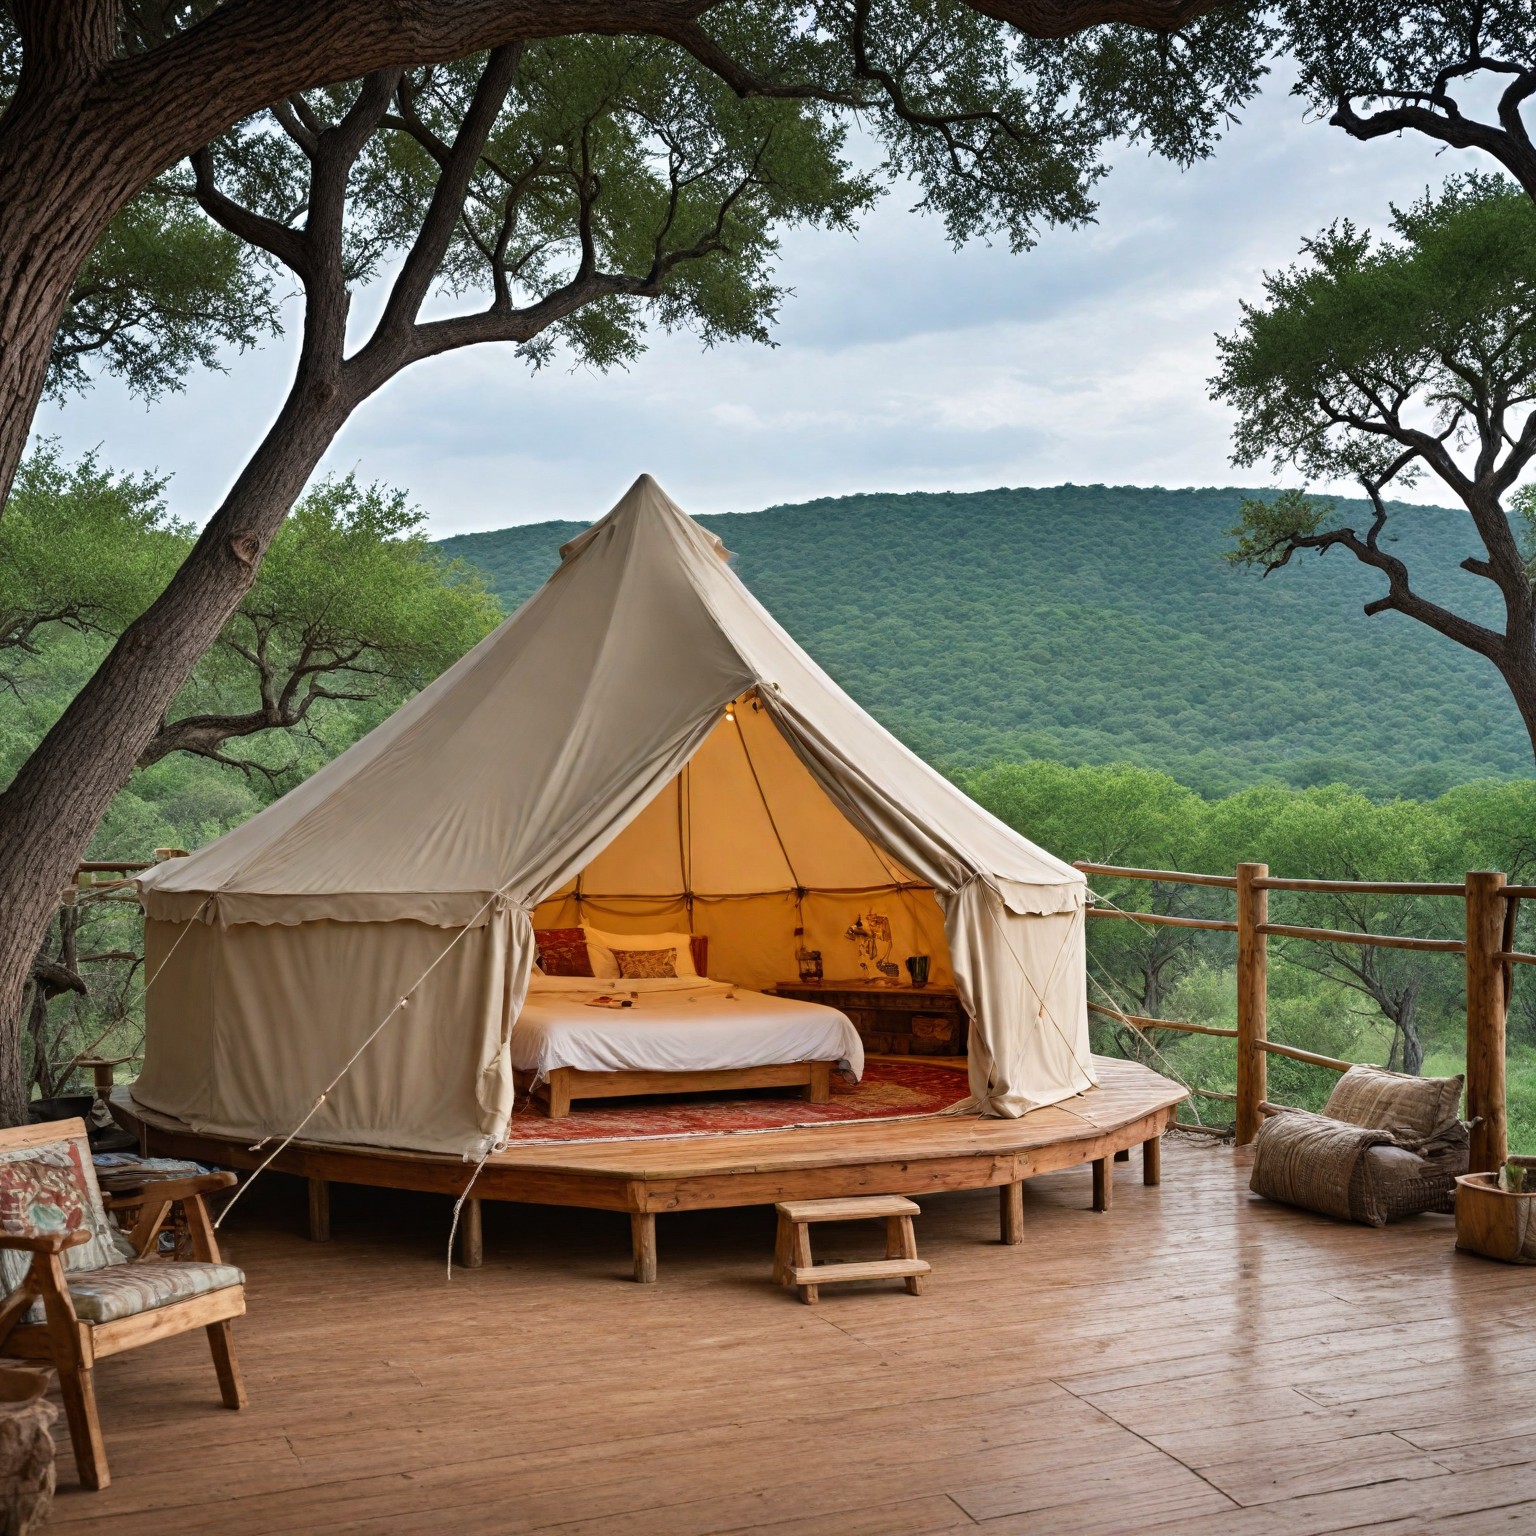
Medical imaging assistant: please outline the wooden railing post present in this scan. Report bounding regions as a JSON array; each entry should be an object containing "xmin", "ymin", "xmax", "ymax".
[
  {"xmin": 1466, "ymin": 870, "xmax": 1508, "ymax": 1174},
  {"xmin": 1235, "ymin": 862, "xmax": 1268, "ymax": 1145}
]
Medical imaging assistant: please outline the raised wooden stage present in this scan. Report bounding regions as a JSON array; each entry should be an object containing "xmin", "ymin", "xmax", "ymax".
[{"xmin": 111, "ymin": 1055, "xmax": 1184, "ymax": 1282}]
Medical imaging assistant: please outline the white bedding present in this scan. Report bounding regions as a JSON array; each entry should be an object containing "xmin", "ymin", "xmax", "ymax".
[{"xmin": 511, "ymin": 976, "xmax": 864, "ymax": 1080}]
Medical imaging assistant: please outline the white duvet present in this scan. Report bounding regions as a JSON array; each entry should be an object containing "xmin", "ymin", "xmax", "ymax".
[{"xmin": 511, "ymin": 975, "xmax": 864, "ymax": 1080}]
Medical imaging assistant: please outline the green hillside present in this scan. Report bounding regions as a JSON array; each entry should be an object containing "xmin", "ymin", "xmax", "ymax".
[{"xmin": 439, "ymin": 485, "xmax": 1531, "ymax": 798}]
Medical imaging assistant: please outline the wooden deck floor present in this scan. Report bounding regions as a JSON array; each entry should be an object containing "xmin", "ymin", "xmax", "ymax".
[{"xmin": 46, "ymin": 1136, "xmax": 1536, "ymax": 1535}]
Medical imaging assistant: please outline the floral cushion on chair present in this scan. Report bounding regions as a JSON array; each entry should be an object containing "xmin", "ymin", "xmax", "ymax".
[
  {"xmin": 65, "ymin": 1259, "xmax": 244, "ymax": 1324},
  {"xmin": 0, "ymin": 1139, "xmax": 132, "ymax": 1280},
  {"xmin": 0, "ymin": 1149, "xmax": 92, "ymax": 1240},
  {"xmin": 0, "ymin": 1133, "xmax": 137, "ymax": 1318}
]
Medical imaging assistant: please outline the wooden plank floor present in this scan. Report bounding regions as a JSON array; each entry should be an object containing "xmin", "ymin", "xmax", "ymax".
[{"xmin": 45, "ymin": 1137, "xmax": 1536, "ymax": 1535}]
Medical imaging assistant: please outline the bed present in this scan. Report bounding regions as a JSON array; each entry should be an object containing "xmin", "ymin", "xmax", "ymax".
[{"xmin": 511, "ymin": 974, "xmax": 865, "ymax": 1118}]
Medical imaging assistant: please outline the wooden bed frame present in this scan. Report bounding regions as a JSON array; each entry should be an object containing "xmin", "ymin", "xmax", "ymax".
[
  {"xmin": 520, "ymin": 1060, "xmax": 835, "ymax": 1119},
  {"xmin": 521, "ymin": 934, "xmax": 845, "ymax": 1118}
]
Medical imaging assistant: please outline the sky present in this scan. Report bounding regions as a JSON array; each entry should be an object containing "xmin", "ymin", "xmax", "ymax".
[{"xmin": 31, "ymin": 65, "xmax": 1460, "ymax": 536}]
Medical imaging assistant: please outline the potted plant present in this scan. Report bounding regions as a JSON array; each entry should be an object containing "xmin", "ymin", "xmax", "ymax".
[{"xmin": 1456, "ymin": 1156, "xmax": 1536, "ymax": 1264}]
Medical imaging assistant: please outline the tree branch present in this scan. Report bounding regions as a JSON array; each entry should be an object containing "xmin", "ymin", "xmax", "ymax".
[
  {"xmin": 368, "ymin": 46, "xmax": 521, "ymax": 352},
  {"xmin": 190, "ymin": 147, "xmax": 311, "ymax": 275},
  {"xmin": 1259, "ymin": 482, "xmax": 1508, "ymax": 666},
  {"xmin": 80, "ymin": 0, "xmax": 1236, "ymax": 213},
  {"xmin": 952, "ymin": 0, "xmax": 1228, "ymax": 35},
  {"xmin": 1331, "ymin": 86, "xmax": 1536, "ymax": 203}
]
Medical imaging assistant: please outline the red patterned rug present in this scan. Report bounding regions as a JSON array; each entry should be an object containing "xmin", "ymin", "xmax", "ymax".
[{"xmin": 504, "ymin": 1060, "xmax": 970, "ymax": 1144}]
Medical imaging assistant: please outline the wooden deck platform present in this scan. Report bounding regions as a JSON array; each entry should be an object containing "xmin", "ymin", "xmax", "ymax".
[
  {"xmin": 112, "ymin": 1056, "xmax": 1184, "ymax": 1281},
  {"xmin": 41, "ymin": 1135, "xmax": 1536, "ymax": 1534}
]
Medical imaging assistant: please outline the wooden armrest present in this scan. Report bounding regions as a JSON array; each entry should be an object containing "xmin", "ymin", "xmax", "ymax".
[
  {"xmin": 102, "ymin": 1171, "xmax": 237, "ymax": 1209},
  {"xmin": 107, "ymin": 1172, "xmax": 237, "ymax": 1263},
  {"xmin": 0, "ymin": 1229, "xmax": 92, "ymax": 1255}
]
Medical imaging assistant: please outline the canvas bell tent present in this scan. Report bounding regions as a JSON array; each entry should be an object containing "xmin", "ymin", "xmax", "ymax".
[{"xmin": 134, "ymin": 476, "xmax": 1093, "ymax": 1157}]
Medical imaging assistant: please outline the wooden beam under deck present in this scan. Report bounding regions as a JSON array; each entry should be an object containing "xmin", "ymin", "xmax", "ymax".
[{"xmin": 112, "ymin": 1057, "xmax": 1184, "ymax": 1280}]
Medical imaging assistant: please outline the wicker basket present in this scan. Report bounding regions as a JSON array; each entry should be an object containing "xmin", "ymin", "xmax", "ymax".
[
  {"xmin": 1455, "ymin": 1172, "xmax": 1536, "ymax": 1264},
  {"xmin": 0, "ymin": 1366, "xmax": 56, "ymax": 1535}
]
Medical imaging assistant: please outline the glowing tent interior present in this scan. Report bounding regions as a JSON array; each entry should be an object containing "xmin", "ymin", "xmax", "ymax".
[{"xmin": 134, "ymin": 476, "xmax": 1093, "ymax": 1157}]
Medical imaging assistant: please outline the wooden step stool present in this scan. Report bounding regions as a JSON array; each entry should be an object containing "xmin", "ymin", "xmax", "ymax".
[{"xmin": 773, "ymin": 1195, "xmax": 930, "ymax": 1304}]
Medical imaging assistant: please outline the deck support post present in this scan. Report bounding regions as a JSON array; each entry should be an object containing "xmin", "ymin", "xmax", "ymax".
[
  {"xmin": 1235, "ymin": 862, "xmax": 1269, "ymax": 1145},
  {"xmin": 1466, "ymin": 870, "xmax": 1509, "ymax": 1174},
  {"xmin": 1092, "ymin": 1155, "xmax": 1112, "ymax": 1212},
  {"xmin": 456, "ymin": 1197, "xmax": 483, "ymax": 1269},
  {"xmin": 630, "ymin": 1212, "xmax": 657, "ymax": 1284},
  {"xmin": 1143, "ymin": 1134, "xmax": 1161, "ymax": 1186},
  {"xmin": 307, "ymin": 1178, "xmax": 330, "ymax": 1242},
  {"xmin": 999, "ymin": 1181, "xmax": 1024, "ymax": 1245}
]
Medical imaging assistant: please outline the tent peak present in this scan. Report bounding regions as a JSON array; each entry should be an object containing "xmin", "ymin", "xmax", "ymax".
[{"xmin": 559, "ymin": 473, "xmax": 732, "ymax": 563}]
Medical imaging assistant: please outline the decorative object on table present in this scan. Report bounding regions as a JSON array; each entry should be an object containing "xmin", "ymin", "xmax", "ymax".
[
  {"xmin": 904, "ymin": 954, "xmax": 930, "ymax": 988},
  {"xmin": 0, "ymin": 1366, "xmax": 56, "ymax": 1535},
  {"xmin": 768, "ymin": 980, "xmax": 969, "ymax": 1057},
  {"xmin": 1455, "ymin": 1156, "xmax": 1536, "ymax": 1264},
  {"xmin": 793, "ymin": 927, "xmax": 824, "ymax": 984},
  {"xmin": 845, "ymin": 912, "xmax": 899, "ymax": 984}
]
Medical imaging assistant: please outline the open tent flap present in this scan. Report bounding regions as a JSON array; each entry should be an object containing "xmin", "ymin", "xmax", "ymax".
[
  {"xmin": 533, "ymin": 694, "xmax": 953, "ymax": 990},
  {"xmin": 538, "ymin": 694, "xmax": 1093, "ymax": 1115}
]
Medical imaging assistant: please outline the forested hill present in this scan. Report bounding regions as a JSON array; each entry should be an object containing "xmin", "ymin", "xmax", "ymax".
[{"xmin": 438, "ymin": 485, "xmax": 1530, "ymax": 798}]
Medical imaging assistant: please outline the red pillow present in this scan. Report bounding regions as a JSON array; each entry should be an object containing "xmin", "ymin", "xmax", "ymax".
[{"xmin": 535, "ymin": 927, "xmax": 594, "ymax": 977}]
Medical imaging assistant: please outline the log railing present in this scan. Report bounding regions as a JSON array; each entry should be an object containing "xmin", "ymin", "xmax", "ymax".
[{"xmin": 1074, "ymin": 860, "xmax": 1523, "ymax": 1172}]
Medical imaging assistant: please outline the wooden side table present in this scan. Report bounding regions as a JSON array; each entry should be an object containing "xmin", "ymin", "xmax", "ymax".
[{"xmin": 767, "ymin": 980, "xmax": 969, "ymax": 1056}]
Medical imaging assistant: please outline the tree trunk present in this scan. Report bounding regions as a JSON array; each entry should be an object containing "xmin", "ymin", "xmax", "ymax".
[
  {"xmin": 1500, "ymin": 644, "xmax": 1536, "ymax": 766},
  {"xmin": 0, "ymin": 83, "xmax": 147, "ymax": 507},
  {"xmin": 22, "ymin": 966, "xmax": 48, "ymax": 1122},
  {"xmin": 1396, "ymin": 998, "xmax": 1424, "ymax": 1077},
  {"xmin": 0, "ymin": 364, "xmax": 351, "ymax": 1123}
]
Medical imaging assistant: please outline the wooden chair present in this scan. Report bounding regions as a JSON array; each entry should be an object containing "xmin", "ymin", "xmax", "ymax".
[{"xmin": 0, "ymin": 1118, "xmax": 247, "ymax": 1490}]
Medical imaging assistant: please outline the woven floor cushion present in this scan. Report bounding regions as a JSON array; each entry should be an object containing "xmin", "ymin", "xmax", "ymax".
[
  {"xmin": 1250, "ymin": 1109, "xmax": 1466, "ymax": 1227},
  {"xmin": 1324, "ymin": 1064, "xmax": 1464, "ymax": 1138},
  {"xmin": 65, "ymin": 1260, "xmax": 243, "ymax": 1324}
]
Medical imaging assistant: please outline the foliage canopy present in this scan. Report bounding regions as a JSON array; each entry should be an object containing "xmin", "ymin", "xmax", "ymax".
[
  {"xmin": 1213, "ymin": 174, "xmax": 1536, "ymax": 762},
  {"xmin": 2, "ymin": 452, "xmax": 498, "ymax": 784}
]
